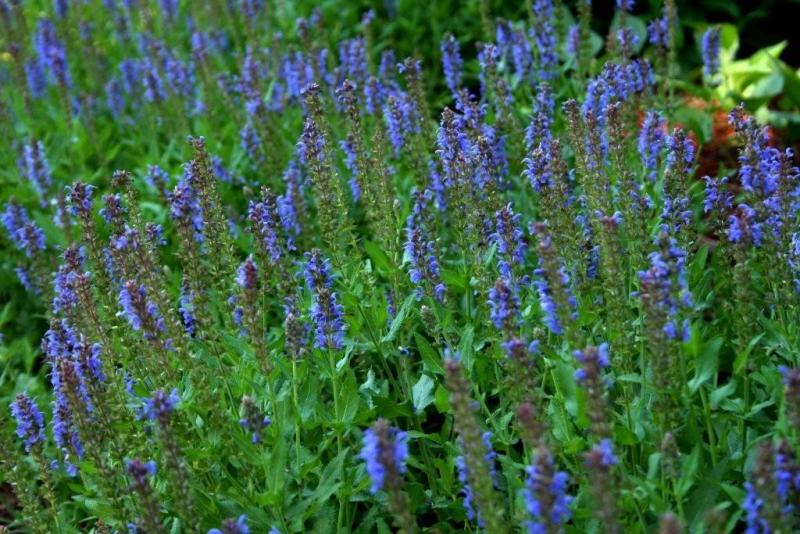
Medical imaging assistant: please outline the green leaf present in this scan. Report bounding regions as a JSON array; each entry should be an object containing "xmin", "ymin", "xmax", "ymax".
[
  {"xmin": 710, "ymin": 381, "xmax": 737, "ymax": 409},
  {"xmin": 676, "ymin": 445, "xmax": 701, "ymax": 498},
  {"xmin": 742, "ymin": 71, "xmax": 784, "ymax": 99},
  {"xmin": 382, "ymin": 294, "xmax": 415, "ymax": 343},
  {"xmin": 689, "ymin": 337, "xmax": 722, "ymax": 393},
  {"xmin": 434, "ymin": 383, "xmax": 450, "ymax": 413},
  {"xmin": 733, "ymin": 333, "xmax": 766, "ymax": 374},
  {"xmin": 719, "ymin": 23, "xmax": 739, "ymax": 63},
  {"xmin": 674, "ymin": 106, "xmax": 713, "ymax": 143},
  {"xmin": 613, "ymin": 425, "xmax": 639, "ymax": 446},
  {"xmin": 412, "ymin": 374, "xmax": 436, "ymax": 412},
  {"xmin": 373, "ymin": 395, "xmax": 413, "ymax": 418},
  {"xmin": 457, "ymin": 326, "xmax": 475, "ymax": 370},
  {"xmin": 552, "ymin": 361, "xmax": 578, "ymax": 416},
  {"xmin": 363, "ymin": 240, "xmax": 393, "ymax": 274},
  {"xmin": 415, "ymin": 332, "xmax": 443, "ymax": 375}
]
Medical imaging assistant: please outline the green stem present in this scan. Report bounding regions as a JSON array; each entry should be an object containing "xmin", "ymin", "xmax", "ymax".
[
  {"xmin": 292, "ymin": 358, "xmax": 303, "ymax": 476},
  {"xmin": 35, "ymin": 450, "xmax": 61, "ymax": 533},
  {"xmin": 699, "ymin": 387, "xmax": 718, "ymax": 468},
  {"xmin": 327, "ymin": 349, "xmax": 346, "ymax": 532}
]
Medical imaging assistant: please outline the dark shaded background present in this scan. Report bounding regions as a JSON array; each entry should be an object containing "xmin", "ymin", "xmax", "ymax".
[
  {"xmin": 637, "ymin": 0, "xmax": 800, "ymax": 66},
  {"xmin": 347, "ymin": 0, "xmax": 800, "ymax": 72}
]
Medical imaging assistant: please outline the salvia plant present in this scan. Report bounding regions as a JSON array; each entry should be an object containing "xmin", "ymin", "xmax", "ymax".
[{"xmin": 2, "ymin": 1, "xmax": 800, "ymax": 533}]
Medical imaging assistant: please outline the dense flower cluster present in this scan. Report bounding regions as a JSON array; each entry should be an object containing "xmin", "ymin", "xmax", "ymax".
[{"xmin": 3, "ymin": 2, "xmax": 800, "ymax": 533}]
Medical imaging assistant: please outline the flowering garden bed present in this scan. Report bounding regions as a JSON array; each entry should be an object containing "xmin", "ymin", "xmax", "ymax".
[{"xmin": 2, "ymin": 1, "xmax": 800, "ymax": 532}]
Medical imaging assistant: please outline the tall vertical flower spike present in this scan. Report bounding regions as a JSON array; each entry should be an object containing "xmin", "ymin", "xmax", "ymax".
[
  {"xmin": 444, "ymin": 359, "xmax": 506, "ymax": 532},
  {"xmin": 185, "ymin": 136, "xmax": 235, "ymax": 276},
  {"xmin": 336, "ymin": 79, "xmax": 370, "ymax": 205},
  {"xmin": 232, "ymin": 255, "xmax": 260, "ymax": 337},
  {"xmin": 531, "ymin": 0, "xmax": 557, "ymax": 80},
  {"xmin": 488, "ymin": 276, "xmax": 520, "ymax": 336},
  {"xmin": 359, "ymin": 420, "xmax": 415, "ymax": 532},
  {"xmin": 531, "ymin": 222, "xmax": 578, "ymax": 339},
  {"xmin": 239, "ymin": 396, "xmax": 271, "ymax": 444},
  {"xmin": 141, "ymin": 388, "xmax": 194, "ymax": 528},
  {"xmin": 523, "ymin": 445, "xmax": 573, "ymax": 534},
  {"xmin": 574, "ymin": 343, "xmax": 612, "ymax": 437},
  {"xmin": 2, "ymin": 200, "xmax": 46, "ymax": 260},
  {"xmin": 126, "ymin": 459, "xmax": 162, "ymax": 533},
  {"xmin": 490, "ymin": 203, "xmax": 526, "ymax": 280},
  {"xmin": 638, "ymin": 111, "xmax": 666, "ymax": 181},
  {"xmin": 781, "ymin": 367, "xmax": 800, "ymax": 432},
  {"xmin": 119, "ymin": 281, "xmax": 168, "ymax": 342},
  {"xmin": 525, "ymin": 84, "xmax": 554, "ymax": 150},
  {"xmin": 299, "ymin": 84, "xmax": 348, "ymax": 245},
  {"xmin": 701, "ymin": 27, "xmax": 721, "ymax": 80},
  {"xmin": 34, "ymin": 19, "xmax": 71, "ymax": 91},
  {"xmin": 169, "ymin": 175, "xmax": 204, "ymax": 244},
  {"xmin": 405, "ymin": 190, "xmax": 446, "ymax": 302},
  {"xmin": 9, "ymin": 393, "xmax": 46, "ymax": 453},
  {"xmin": 635, "ymin": 227, "xmax": 692, "ymax": 424},
  {"xmin": 21, "ymin": 140, "xmax": 53, "ymax": 199},
  {"xmin": 584, "ymin": 439, "xmax": 620, "ymax": 533},
  {"xmin": 304, "ymin": 249, "xmax": 345, "ymax": 351},
  {"xmin": 742, "ymin": 443, "xmax": 795, "ymax": 533},
  {"xmin": 440, "ymin": 33, "xmax": 463, "ymax": 97}
]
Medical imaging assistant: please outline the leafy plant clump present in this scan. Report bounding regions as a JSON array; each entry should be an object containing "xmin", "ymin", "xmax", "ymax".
[{"xmin": 2, "ymin": 1, "xmax": 800, "ymax": 532}]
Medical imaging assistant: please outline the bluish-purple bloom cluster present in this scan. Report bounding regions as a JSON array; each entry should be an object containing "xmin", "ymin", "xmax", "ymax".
[
  {"xmin": 119, "ymin": 281, "xmax": 168, "ymax": 341},
  {"xmin": 141, "ymin": 388, "xmax": 180, "ymax": 421},
  {"xmin": 359, "ymin": 424, "xmax": 409, "ymax": 494},
  {"xmin": 405, "ymin": 191, "xmax": 446, "ymax": 302},
  {"xmin": 701, "ymin": 27, "xmax": 721, "ymax": 79},
  {"xmin": 638, "ymin": 111, "xmax": 666, "ymax": 181},
  {"xmin": 636, "ymin": 230, "xmax": 692, "ymax": 341},
  {"xmin": 209, "ymin": 515, "xmax": 251, "ymax": 534},
  {"xmin": 441, "ymin": 34, "xmax": 463, "ymax": 96},
  {"xmin": 523, "ymin": 451, "xmax": 573, "ymax": 534},
  {"xmin": 9, "ymin": 392, "xmax": 46, "ymax": 453},
  {"xmin": 304, "ymin": 250, "xmax": 345, "ymax": 350}
]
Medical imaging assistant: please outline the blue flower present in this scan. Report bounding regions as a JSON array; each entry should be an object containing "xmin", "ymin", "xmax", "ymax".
[
  {"xmin": 140, "ymin": 388, "xmax": 180, "ymax": 421},
  {"xmin": 701, "ymin": 27, "xmax": 721, "ymax": 79},
  {"xmin": 456, "ymin": 455, "xmax": 481, "ymax": 525},
  {"xmin": 9, "ymin": 393, "xmax": 46, "ymax": 452},
  {"xmin": 405, "ymin": 191, "xmax": 446, "ymax": 302},
  {"xmin": 142, "ymin": 58, "xmax": 166, "ymax": 102},
  {"xmin": 22, "ymin": 140, "xmax": 53, "ymax": 198},
  {"xmin": 488, "ymin": 276, "xmax": 520, "ymax": 332},
  {"xmin": 236, "ymin": 256, "xmax": 258, "ymax": 290},
  {"xmin": 209, "ymin": 515, "xmax": 250, "ymax": 534},
  {"xmin": 523, "ymin": 450, "xmax": 573, "ymax": 534},
  {"xmin": 588, "ymin": 439, "xmax": 618, "ymax": 467},
  {"xmin": 118, "ymin": 281, "xmax": 167, "ymax": 340},
  {"xmin": 239, "ymin": 396, "xmax": 271, "ymax": 444},
  {"xmin": 638, "ymin": 111, "xmax": 666, "ymax": 181},
  {"xmin": 169, "ymin": 177, "xmax": 205, "ymax": 243},
  {"xmin": 359, "ymin": 423, "xmax": 409, "ymax": 493},
  {"xmin": 339, "ymin": 135, "xmax": 361, "ymax": 201},
  {"xmin": 441, "ymin": 34, "xmax": 463, "ymax": 96},
  {"xmin": 304, "ymin": 250, "xmax": 346, "ymax": 350},
  {"xmin": 490, "ymin": 204, "xmax": 526, "ymax": 278},
  {"xmin": 742, "ymin": 482, "xmax": 770, "ymax": 534},
  {"xmin": 531, "ymin": 0, "xmax": 557, "ymax": 80},
  {"xmin": 574, "ymin": 343, "xmax": 611, "ymax": 383},
  {"xmin": 34, "ymin": 19, "xmax": 70, "ymax": 89},
  {"xmin": 525, "ymin": 84, "xmax": 554, "ymax": 150},
  {"xmin": 178, "ymin": 283, "xmax": 197, "ymax": 337},
  {"xmin": 648, "ymin": 17, "xmax": 669, "ymax": 48}
]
